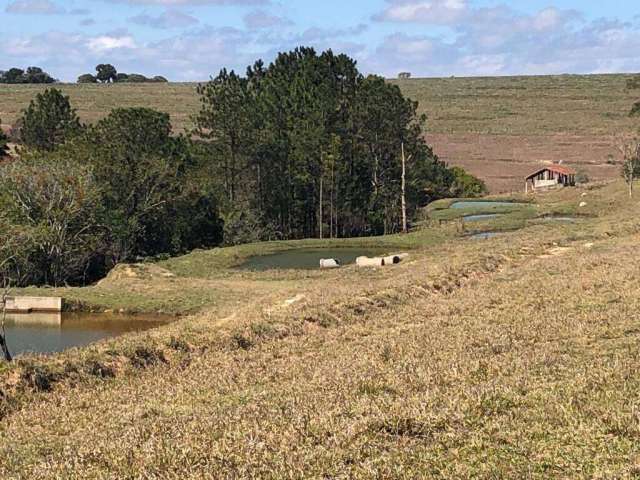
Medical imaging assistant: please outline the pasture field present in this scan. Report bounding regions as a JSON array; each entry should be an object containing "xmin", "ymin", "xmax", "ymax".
[
  {"xmin": 2, "ymin": 74, "xmax": 639, "ymax": 192},
  {"xmin": 3, "ymin": 180, "xmax": 640, "ymax": 477}
]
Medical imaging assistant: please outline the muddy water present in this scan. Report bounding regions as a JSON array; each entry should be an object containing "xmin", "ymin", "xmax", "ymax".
[
  {"xmin": 2, "ymin": 312, "xmax": 170, "ymax": 357},
  {"xmin": 239, "ymin": 248, "xmax": 390, "ymax": 271}
]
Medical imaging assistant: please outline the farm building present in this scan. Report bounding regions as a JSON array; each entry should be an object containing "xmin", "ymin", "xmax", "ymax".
[{"xmin": 525, "ymin": 165, "xmax": 576, "ymax": 193}]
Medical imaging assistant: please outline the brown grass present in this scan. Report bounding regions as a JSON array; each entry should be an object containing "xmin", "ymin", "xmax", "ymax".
[
  {"xmin": 2, "ymin": 181, "xmax": 640, "ymax": 477},
  {"xmin": 2, "ymin": 74, "xmax": 639, "ymax": 193}
]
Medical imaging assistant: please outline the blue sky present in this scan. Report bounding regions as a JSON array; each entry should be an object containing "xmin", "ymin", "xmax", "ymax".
[{"xmin": 1, "ymin": 0, "xmax": 640, "ymax": 81}]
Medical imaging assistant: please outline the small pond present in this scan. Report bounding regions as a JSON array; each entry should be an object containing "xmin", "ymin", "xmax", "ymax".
[
  {"xmin": 451, "ymin": 201, "xmax": 527, "ymax": 210},
  {"xmin": 239, "ymin": 248, "xmax": 390, "ymax": 271},
  {"xmin": 2, "ymin": 312, "xmax": 169, "ymax": 357},
  {"xmin": 464, "ymin": 214, "xmax": 502, "ymax": 222}
]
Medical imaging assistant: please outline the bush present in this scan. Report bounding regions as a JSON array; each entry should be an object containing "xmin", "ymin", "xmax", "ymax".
[
  {"xmin": 449, "ymin": 166, "xmax": 488, "ymax": 197},
  {"xmin": 17, "ymin": 88, "xmax": 82, "ymax": 151},
  {"xmin": 77, "ymin": 74, "xmax": 97, "ymax": 84},
  {"xmin": 0, "ymin": 119, "xmax": 8, "ymax": 157},
  {"xmin": 575, "ymin": 170, "xmax": 590, "ymax": 184},
  {"xmin": 0, "ymin": 153, "xmax": 104, "ymax": 286}
]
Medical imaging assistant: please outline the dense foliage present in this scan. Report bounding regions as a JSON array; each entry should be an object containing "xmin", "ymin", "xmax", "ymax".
[
  {"xmin": 0, "ymin": 120, "xmax": 8, "ymax": 157},
  {"xmin": 1, "ymin": 107, "xmax": 222, "ymax": 286},
  {"xmin": 194, "ymin": 48, "xmax": 474, "ymax": 242},
  {"xmin": 16, "ymin": 88, "xmax": 82, "ymax": 151},
  {"xmin": 2, "ymin": 48, "xmax": 483, "ymax": 286},
  {"xmin": 0, "ymin": 67, "xmax": 56, "ymax": 84},
  {"xmin": 449, "ymin": 167, "xmax": 488, "ymax": 197},
  {"xmin": 78, "ymin": 64, "xmax": 168, "ymax": 84}
]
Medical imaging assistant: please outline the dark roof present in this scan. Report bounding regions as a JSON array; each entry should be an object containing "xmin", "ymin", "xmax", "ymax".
[{"xmin": 526, "ymin": 164, "xmax": 576, "ymax": 180}]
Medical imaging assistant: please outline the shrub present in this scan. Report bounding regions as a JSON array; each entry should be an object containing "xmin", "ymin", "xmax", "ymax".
[
  {"xmin": 449, "ymin": 166, "xmax": 488, "ymax": 197},
  {"xmin": 77, "ymin": 74, "xmax": 97, "ymax": 84},
  {"xmin": 575, "ymin": 169, "xmax": 590, "ymax": 184},
  {"xmin": 17, "ymin": 88, "xmax": 82, "ymax": 151}
]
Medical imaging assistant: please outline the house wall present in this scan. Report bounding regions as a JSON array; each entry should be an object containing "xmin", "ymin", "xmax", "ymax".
[{"xmin": 534, "ymin": 179, "xmax": 559, "ymax": 188}]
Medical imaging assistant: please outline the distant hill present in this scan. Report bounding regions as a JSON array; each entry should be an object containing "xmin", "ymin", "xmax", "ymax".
[{"xmin": 1, "ymin": 74, "xmax": 637, "ymax": 192}]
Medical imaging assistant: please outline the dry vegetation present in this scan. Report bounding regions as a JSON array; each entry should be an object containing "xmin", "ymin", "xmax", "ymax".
[
  {"xmin": 1, "ymin": 74, "xmax": 638, "ymax": 193},
  {"xmin": 2, "ymin": 181, "xmax": 640, "ymax": 477}
]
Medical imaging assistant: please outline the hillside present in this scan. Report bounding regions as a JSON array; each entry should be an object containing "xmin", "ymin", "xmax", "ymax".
[
  {"xmin": 2, "ymin": 181, "xmax": 640, "ymax": 477},
  {"xmin": 1, "ymin": 74, "xmax": 638, "ymax": 192}
]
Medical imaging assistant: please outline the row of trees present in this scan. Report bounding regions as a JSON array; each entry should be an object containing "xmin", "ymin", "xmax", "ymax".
[
  {"xmin": 78, "ymin": 64, "xmax": 168, "ymax": 84},
  {"xmin": 193, "ymin": 47, "xmax": 484, "ymax": 242},
  {"xmin": 0, "ymin": 67, "xmax": 56, "ymax": 84},
  {"xmin": 1, "ymin": 47, "xmax": 485, "ymax": 287}
]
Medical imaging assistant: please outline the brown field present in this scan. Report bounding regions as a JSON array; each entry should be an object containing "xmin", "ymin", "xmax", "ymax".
[
  {"xmin": 429, "ymin": 133, "xmax": 621, "ymax": 192},
  {"xmin": 1, "ymin": 74, "xmax": 639, "ymax": 192},
  {"xmin": 2, "ymin": 181, "xmax": 640, "ymax": 477}
]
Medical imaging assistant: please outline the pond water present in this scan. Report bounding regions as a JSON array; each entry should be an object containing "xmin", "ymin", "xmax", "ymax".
[
  {"xmin": 2, "ymin": 312, "xmax": 169, "ymax": 357},
  {"xmin": 451, "ymin": 201, "xmax": 526, "ymax": 210},
  {"xmin": 464, "ymin": 214, "xmax": 502, "ymax": 222},
  {"xmin": 239, "ymin": 248, "xmax": 390, "ymax": 271}
]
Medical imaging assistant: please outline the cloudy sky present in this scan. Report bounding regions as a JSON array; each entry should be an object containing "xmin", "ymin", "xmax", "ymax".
[{"xmin": 1, "ymin": 0, "xmax": 640, "ymax": 82}]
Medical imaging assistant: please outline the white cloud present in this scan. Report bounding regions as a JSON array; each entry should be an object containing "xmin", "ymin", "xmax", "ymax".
[
  {"xmin": 4, "ymin": 1, "xmax": 640, "ymax": 82},
  {"xmin": 88, "ymin": 35, "xmax": 137, "ymax": 52},
  {"xmin": 374, "ymin": 0, "xmax": 468, "ymax": 24}
]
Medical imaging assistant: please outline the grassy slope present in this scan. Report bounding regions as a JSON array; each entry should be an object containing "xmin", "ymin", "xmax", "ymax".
[
  {"xmin": 3, "ymin": 181, "xmax": 640, "ymax": 477},
  {"xmin": 16, "ymin": 195, "xmax": 542, "ymax": 315},
  {"xmin": 1, "ymin": 74, "xmax": 637, "ymax": 135},
  {"xmin": 391, "ymin": 74, "xmax": 638, "ymax": 135},
  {"xmin": 3, "ymin": 75, "xmax": 636, "ymax": 193}
]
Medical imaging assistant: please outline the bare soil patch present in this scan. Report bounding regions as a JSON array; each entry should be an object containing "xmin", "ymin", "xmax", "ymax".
[{"xmin": 429, "ymin": 133, "xmax": 622, "ymax": 193}]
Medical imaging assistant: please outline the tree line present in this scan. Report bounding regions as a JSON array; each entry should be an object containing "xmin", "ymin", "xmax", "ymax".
[
  {"xmin": 0, "ymin": 67, "xmax": 56, "ymax": 84},
  {"xmin": 78, "ymin": 64, "xmax": 168, "ymax": 84},
  {"xmin": 0, "ymin": 47, "xmax": 485, "ymax": 287}
]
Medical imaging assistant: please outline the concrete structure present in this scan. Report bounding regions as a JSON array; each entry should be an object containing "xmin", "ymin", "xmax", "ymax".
[
  {"xmin": 320, "ymin": 258, "xmax": 341, "ymax": 269},
  {"xmin": 525, "ymin": 165, "xmax": 576, "ymax": 193},
  {"xmin": 5, "ymin": 312, "xmax": 62, "ymax": 325},
  {"xmin": 357, "ymin": 253, "xmax": 409, "ymax": 268},
  {"xmin": 4, "ymin": 296, "xmax": 62, "ymax": 313}
]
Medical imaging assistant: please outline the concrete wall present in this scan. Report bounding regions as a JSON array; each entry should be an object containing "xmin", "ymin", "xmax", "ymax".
[{"xmin": 5, "ymin": 296, "xmax": 62, "ymax": 313}]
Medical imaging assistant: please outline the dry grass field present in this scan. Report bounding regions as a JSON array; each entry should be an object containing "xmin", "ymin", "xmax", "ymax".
[
  {"xmin": 391, "ymin": 74, "xmax": 639, "ymax": 192},
  {"xmin": 2, "ymin": 181, "xmax": 640, "ymax": 477},
  {"xmin": 1, "ymin": 74, "xmax": 638, "ymax": 192}
]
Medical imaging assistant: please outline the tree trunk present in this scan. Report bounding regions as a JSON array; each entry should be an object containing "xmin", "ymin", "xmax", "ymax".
[
  {"xmin": 319, "ymin": 162, "xmax": 324, "ymax": 240},
  {"xmin": 401, "ymin": 142, "xmax": 408, "ymax": 234},
  {"xmin": 1, "ymin": 292, "xmax": 12, "ymax": 362},
  {"xmin": 330, "ymin": 160, "xmax": 334, "ymax": 239}
]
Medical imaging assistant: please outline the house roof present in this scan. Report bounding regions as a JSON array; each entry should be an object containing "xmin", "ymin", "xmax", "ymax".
[{"xmin": 526, "ymin": 164, "xmax": 576, "ymax": 180}]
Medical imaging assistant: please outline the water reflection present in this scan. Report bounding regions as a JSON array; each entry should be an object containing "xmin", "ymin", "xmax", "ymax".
[
  {"xmin": 2, "ymin": 312, "xmax": 170, "ymax": 357},
  {"xmin": 238, "ymin": 248, "xmax": 390, "ymax": 271}
]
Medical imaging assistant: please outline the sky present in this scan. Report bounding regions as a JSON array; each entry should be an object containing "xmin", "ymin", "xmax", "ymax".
[{"xmin": 1, "ymin": 0, "xmax": 640, "ymax": 82}]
